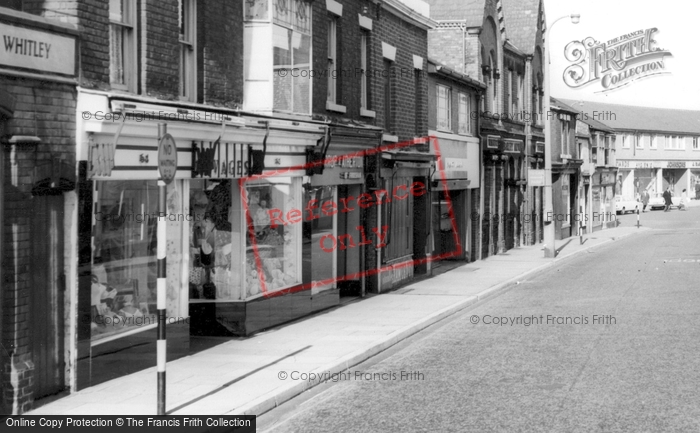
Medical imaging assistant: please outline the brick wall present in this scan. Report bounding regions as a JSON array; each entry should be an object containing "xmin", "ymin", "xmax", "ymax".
[
  {"xmin": 371, "ymin": 7, "xmax": 429, "ymax": 142},
  {"xmin": 428, "ymin": 27, "xmax": 464, "ymax": 74},
  {"xmin": 70, "ymin": 0, "xmax": 243, "ymax": 106},
  {"xmin": 1, "ymin": 77, "xmax": 76, "ymax": 415},
  {"xmin": 143, "ymin": 0, "xmax": 179, "ymax": 99},
  {"xmin": 197, "ymin": 0, "xmax": 243, "ymax": 107}
]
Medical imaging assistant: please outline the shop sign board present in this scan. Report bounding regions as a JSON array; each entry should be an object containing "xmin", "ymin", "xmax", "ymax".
[
  {"xmin": 0, "ymin": 22, "xmax": 76, "ymax": 75},
  {"xmin": 617, "ymin": 160, "xmax": 700, "ymax": 169},
  {"xmin": 528, "ymin": 169, "xmax": 545, "ymax": 186},
  {"xmin": 191, "ymin": 140, "xmax": 250, "ymax": 178}
]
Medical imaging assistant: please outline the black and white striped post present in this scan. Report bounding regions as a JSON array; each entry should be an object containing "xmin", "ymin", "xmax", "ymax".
[
  {"xmin": 156, "ymin": 123, "xmax": 177, "ymax": 415},
  {"xmin": 636, "ymin": 207, "xmax": 640, "ymax": 228},
  {"xmin": 157, "ymin": 177, "xmax": 166, "ymax": 415}
]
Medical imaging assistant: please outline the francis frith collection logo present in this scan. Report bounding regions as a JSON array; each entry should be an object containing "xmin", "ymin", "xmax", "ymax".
[{"xmin": 563, "ymin": 27, "xmax": 672, "ymax": 92}]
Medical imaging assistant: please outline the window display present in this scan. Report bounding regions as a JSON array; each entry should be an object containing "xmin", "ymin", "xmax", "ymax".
[
  {"xmin": 244, "ymin": 178, "xmax": 302, "ymax": 297},
  {"xmin": 188, "ymin": 177, "xmax": 302, "ymax": 302}
]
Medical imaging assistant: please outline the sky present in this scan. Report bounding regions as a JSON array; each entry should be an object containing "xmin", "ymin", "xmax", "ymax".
[{"xmin": 543, "ymin": 0, "xmax": 699, "ymax": 110}]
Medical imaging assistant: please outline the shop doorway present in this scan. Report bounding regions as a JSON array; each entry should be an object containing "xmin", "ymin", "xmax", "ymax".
[
  {"xmin": 431, "ymin": 189, "xmax": 466, "ymax": 265},
  {"xmin": 336, "ymin": 185, "xmax": 362, "ymax": 297}
]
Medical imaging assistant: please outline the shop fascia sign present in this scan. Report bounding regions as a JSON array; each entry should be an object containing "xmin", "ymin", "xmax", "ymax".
[
  {"xmin": 0, "ymin": 21, "xmax": 77, "ymax": 76},
  {"xmin": 617, "ymin": 160, "xmax": 697, "ymax": 169},
  {"xmin": 563, "ymin": 27, "xmax": 672, "ymax": 92}
]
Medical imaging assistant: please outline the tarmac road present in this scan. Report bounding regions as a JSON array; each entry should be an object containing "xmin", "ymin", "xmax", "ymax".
[{"xmin": 258, "ymin": 206, "xmax": 700, "ymax": 432}]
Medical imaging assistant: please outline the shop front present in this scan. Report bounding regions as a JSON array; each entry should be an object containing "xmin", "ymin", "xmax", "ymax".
[
  {"xmin": 366, "ymin": 144, "xmax": 434, "ymax": 293},
  {"xmin": 617, "ymin": 159, "xmax": 698, "ymax": 200},
  {"xmin": 76, "ymin": 92, "xmax": 327, "ymax": 387},
  {"xmin": 590, "ymin": 170, "xmax": 617, "ymax": 232},
  {"xmin": 306, "ymin": 125, "xmax": 381, "ymax": 297},
  {"xmin": 429, "ymin": 135, "xmax": 480, "ymax": 268}
]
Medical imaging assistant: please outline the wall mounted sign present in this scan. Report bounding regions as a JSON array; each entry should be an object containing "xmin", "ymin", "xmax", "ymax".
[
  {"xmin": 0, "ymin": 22, "xmax": 76, "ymax": 76},
  {"xmin": 191, "ymin": 139, "xmax": 250, "ymax": 178}
]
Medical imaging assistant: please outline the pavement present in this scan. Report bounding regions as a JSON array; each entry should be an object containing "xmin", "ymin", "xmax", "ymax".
[{"xmin": 29, "ymin": 224, "xmax": 649, "ymax": 417}]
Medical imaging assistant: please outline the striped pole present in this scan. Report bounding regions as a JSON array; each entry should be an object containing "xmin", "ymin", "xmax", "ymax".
[
  {"xmin": 157, "ymin": 124, "xmax": 167, "ymax": 415},
  {"xmin": 636, "ymin": 207, "xmax": 640, "ymax": 228}
]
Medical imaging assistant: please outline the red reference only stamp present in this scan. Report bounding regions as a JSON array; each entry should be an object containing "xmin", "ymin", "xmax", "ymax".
[{"xmin": 240, "ymin": 136, "xmax": 460, "ymax": 298}]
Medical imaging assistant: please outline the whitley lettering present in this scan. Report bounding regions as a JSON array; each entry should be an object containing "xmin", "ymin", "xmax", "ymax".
[{"xmin": 3, "ymin": 36, "xmax": 51, "ymax": 59}]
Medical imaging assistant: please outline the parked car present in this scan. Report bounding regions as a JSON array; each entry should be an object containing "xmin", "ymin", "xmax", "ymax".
[
  {"xmin": 648, "ymin": 194, "xmax": 681, "ymax": 210},
  {"xmin": 615, "ymin": 196, "xmax": 641, "ymax": 214}
]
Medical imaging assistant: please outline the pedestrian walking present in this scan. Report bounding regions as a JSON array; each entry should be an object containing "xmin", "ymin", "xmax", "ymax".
[
  {"xmin": 663, "ymin": 187, "xmax": 673, "ymax": 212},
  {"xmin": 679, "ymin": 189, "xmax": 688, "ymax": 211},
  {"xmin": 641, "ymin": 190, "xmax": 650, "ymax": 212}
]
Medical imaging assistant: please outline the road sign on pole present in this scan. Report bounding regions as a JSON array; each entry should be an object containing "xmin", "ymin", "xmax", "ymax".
[{"xmin": 156, "ymin": 123, "xmax": 174, "ymax": 415}]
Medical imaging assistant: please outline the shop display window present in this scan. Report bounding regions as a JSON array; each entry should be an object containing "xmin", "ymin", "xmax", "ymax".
[
  {"xmin": 244, "ymin": 178, "xmax": 302, "ymax": 298},
  {"xmin": 91, "ymin": 180, "xmax": 185, "ymax": 341},
  {"xmin": 188, "ymin": 177, "xmax": 302, "ymax": 302}
]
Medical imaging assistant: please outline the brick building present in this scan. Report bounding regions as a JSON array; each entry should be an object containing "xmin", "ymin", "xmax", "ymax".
[
  {"xmin": 426, "ymin": 0, "xmax": 546, "ymax": 258},
  {"xmin": 1, "ymin": 3, "xmax": 79, "ymax": 414},
  {"xmin": 562, "ymin": 99, "xmax": 700, "ymax": 203},
  {"xmin": 549, "ymin": 98, "xmax": 581, "ymax": 240},
  {"xmin": 359, "ymin": 0, "xmax": 436, "ymax": 292},
  {"xmin": 426, "ymin": 59, "xmax": 484, "ymax": 265}
]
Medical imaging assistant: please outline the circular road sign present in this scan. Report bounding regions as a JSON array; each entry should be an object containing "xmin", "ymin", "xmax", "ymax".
[{"xmin": 158, "ymin": 133, "xmax": 177, "ymax": 184}]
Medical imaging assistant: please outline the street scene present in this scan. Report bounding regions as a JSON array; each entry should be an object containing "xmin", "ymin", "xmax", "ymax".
[
  {"xmin": 258, "ymin": 208, "xmax": 700, "ymax": 432},
  {"xmin": 1, "ymin": 0, "xmax": 699, "ymax": 431}
]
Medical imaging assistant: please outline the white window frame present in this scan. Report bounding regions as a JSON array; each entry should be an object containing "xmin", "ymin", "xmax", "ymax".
[
  {"xmin": 109, "ymin": 0, "xmax": 137, "ymax": 92},
  {"xmin": 327, "ymin": 17, "xmax": 337, "ymax": 104},
  {"xmin": 436, "ymin": 84, "xmax": 451, "ymax": 132},
  {"xmin": 179, "ymin": 0, "xmax": 196, "ymax": 101},
  {"xmin": 458, "ymin": 92, "xmax": 469, "ymax": 135},
  {"xmin": 273, "ymin": 0, "xmax": 313, "ymax": 115},
  {"xmin": 694, "ymin": 137, "xmax": 699, "ymax": 150},
  {"xmin": 622, "ymin": 135, "xmax": 630, "ymax": 148},
  {"xmin": 651, "ymin": 134, "xmax": 658, "ymax": 149}
]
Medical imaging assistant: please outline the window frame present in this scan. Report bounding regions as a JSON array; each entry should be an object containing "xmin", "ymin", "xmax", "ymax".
[
  {"xmin": 436, "ymin": 84, "xmax": 452, "ymax": 132},
  {"xmin": 327, "ymin": 16, "xmax": 338, "ymax": 104},
  {"xmin": 272, "ymin": 0, "xmax": 313, "ymax": 115},
  {"xmin": 179, "ymin": 0, "xmax": 197, "ymax": 101},
  {"xmin": 457, "ymin": 92, "xmax": 470, "ymax": 135},
  {"xmin": 109, "ymin": 0, "xmax": 137, "ymax": 92}
]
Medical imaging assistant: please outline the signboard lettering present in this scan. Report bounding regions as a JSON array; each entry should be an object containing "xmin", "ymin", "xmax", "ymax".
[
  {"xmin": 0, "ymin": 23, "xmax": 76, "ymax": 75},
  {"xmin": 191, "ymin": 139, "xmax": 250, "ymax": 178}
]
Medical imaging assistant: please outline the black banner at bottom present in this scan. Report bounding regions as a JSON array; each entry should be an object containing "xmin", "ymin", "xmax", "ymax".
[{"xmin": 2, "ymin": 415, "xmax": 255, "ymax": 433}]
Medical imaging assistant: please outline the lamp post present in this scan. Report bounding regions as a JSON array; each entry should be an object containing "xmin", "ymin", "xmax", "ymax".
[{"xmin": 543, "ymin": 13, "xmax": 580, "ymax": 258}]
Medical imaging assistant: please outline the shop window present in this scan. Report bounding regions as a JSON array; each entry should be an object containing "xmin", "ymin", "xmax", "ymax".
[
  {"xmin": 188, "ymin": 178, "xmax": 302, "ymax": 302},
  {"xmin": 303, "ymin": 185, "xmax": 337, "ymax": 294},
  {"xmin": 179, "ymin": 0, "xmax": 196, "ymax": 101},
  {"xmin": 273, "ymin": 0, "xmax": 312, "ymax": 114},
  {"xmin": 109, "ymin": 0, "xmax": 137, "ymax": 92},
  {"xmin": 436, "ymin": 84, "xmax": 451, "ymax": 131},
  {"xmin": 91, "ymin": 180, "xmax": 186, "ymax": 342}
]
